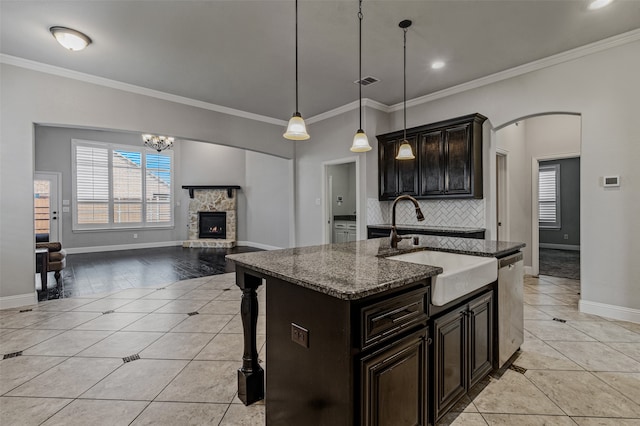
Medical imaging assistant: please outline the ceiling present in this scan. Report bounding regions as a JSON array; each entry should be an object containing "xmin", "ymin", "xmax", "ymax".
[{"xmin": 1, "ymin": 1, "xmax": 639, "ymax": 121}]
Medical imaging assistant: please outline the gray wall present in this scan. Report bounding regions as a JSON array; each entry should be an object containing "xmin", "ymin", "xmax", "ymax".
[
  {"xmin": 540, "ymin": 158, "xmax": 580, "ymax": 247},
  {"xmin": 178, "ymin": 140, "xmax": 248, "ymax": 242},
  {"xmin": 34, "ymin": 127, "xmax": 294, "ymax": 250},
  {"xmin": 245, "ymin": 151, "xmax": 293, "ymax": 249}
]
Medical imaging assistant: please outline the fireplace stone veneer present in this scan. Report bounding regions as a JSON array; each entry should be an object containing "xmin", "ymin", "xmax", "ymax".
[{"xmin": 183, "ymin": 188, "xmax": 237, "ymax": 248}]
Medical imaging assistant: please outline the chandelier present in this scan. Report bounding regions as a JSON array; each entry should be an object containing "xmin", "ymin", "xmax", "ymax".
[{"xmin": 142, "ymin": 134, "xmax": 174, "ymax": 152}]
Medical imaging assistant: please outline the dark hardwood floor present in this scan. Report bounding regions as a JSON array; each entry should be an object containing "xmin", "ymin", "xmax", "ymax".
[
  {"xmin": 50, "ymin": 245, "xmax": 263, "ymax": 299},
  {"xmin": 539, "ymin": 248, "xmax": 580, "ymax": 280}
]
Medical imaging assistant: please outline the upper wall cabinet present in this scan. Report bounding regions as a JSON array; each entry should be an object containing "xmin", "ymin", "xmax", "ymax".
[{"xmin": 378, "ymin": 113, "xmax": 487, "ymax": 200}]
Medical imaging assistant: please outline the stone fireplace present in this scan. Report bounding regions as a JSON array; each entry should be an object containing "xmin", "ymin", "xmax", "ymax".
[{"xmin": 183, "ymin": 186, "xmax": 239, "ymax": 248}]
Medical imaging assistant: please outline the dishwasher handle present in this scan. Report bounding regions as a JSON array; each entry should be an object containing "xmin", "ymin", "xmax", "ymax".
[{"xmin": 498, "ymin": 252, "xmax": 523, "ymax": 269}]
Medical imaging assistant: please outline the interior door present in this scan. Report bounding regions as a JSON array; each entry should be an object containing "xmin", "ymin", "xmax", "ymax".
[{"xmin": 34, "ymin": 172, "xmax": 61, "ymax": 242}]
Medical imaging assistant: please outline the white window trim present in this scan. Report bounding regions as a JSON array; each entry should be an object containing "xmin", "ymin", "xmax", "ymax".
[
  {"xmin": 72, "ymin": 139, "xmax": 174, "ymax": 231},
  {"xmin": 538, "ymin": 163, "xmax": 561, "ymax": 230}
]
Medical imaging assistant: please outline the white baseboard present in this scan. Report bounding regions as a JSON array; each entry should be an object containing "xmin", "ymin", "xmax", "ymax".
[
  {"xmin": 236, "ymin": 241, "xmax": 283, "ymax": 251},
  {"xmin": 539, "ymin": 243, "xmax": 580, "ymax": 251},
  {"xmin": 580, "ymin": 299, "xmax": 640, "ymax": 324},
  {"xmin": 0, "ymin": 292, "xmax": 37, "ymax": 310},
  {"xmin": 65, "ymin": 240, "xmax": 183, "ymax": 254},
  {"xmin": 524, "ymin": 266, "xmax": 534, "ymax": 276}
]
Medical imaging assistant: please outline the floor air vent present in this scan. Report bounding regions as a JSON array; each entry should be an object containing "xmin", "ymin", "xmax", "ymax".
[
  {"xmin": 187, "ymin": 311, "xmax": 199, "ymax": 316},
  {"xmin": 123, "ymin": 354, "xmax": 140, "ymax": 363},
  {"xmin": 509, "ymin": 364, "xmax": 527, "ymax": 374},
  {"xmin": 3, "ymin": 351, "xmax": 23, "ymax": 360},
  {"xmin": 552, "ymin": 317, "xmax": 567, "ymax": 323}
]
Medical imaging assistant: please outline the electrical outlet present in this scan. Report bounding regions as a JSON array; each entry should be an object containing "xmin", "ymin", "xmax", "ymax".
[
  {"xmin": 563, "ymin": 234, "xmax": 569, "ymax": 240},
  {"xmin": 133, "ymin": 233, "xmax": 138, "ymax": 239},
  {"xmin": 291, "ymin": 323, "xmax": 309, "ymax": 348}
]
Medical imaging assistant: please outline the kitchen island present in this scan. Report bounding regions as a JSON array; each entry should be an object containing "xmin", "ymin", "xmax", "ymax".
[{"xmin": 226, "ymin": 236, "xmax": 524, "ymax": 425}]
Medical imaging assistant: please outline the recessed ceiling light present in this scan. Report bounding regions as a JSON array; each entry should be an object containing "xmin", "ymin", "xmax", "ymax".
[
  {"xmin": 431, "ymin": 61, "xmax": 445, "ymax": 70},
  {"xmin": 588, "ymin": 0, "xmax": 613, "ymax": 10},
  {"xmin": 50, "ymin": 26, "xmax": 92, "ymax": 51}
]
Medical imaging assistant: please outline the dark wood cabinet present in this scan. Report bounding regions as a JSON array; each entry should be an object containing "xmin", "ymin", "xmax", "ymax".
[
  {"xmin": 468, "ymin": 292, "xmax": 494, "ymax": 387},
  {"xmin": 433, "ymin": 290, "xmax": 493, "ymax": 421},
  {"xmin": 367, "ymin": 226, "xmax": 485, "ymax": 240},
  {"xmin": 360, "ymin": 329, "xmax": 429, "ymax": 426},
  {"xmin": 433, "ymin": 305, "xmax": 467, "ymax": 420},
  {"xmin": 379, "ymin": 136, "xmax": 419, "ymax": 198},
  {"xmin": 378, "ymin": 113, "xmax": 486, "ymax": 200}
]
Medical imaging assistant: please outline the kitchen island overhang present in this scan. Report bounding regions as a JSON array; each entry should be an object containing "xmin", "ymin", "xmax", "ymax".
[{"xmin": 226, "ymin": 236, "xmax": 525, "ymax": 425}]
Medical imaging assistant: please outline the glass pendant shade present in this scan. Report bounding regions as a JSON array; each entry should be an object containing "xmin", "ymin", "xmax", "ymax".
[
  {"xmin": 396, "ymin": 140, "xmax": 415, "ymax": 160},
  {"xmin": 350, "ymin": 129, "xmax": 371, "ymax": 152},
  {"xmin": 283, "ymin": 113, "xmax": 310, "ymax": 140}
]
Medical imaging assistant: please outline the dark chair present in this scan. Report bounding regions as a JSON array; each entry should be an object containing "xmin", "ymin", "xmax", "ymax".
[{"xmin": 36, "ymin": 241, "xmax": 66, "ymax": 298}]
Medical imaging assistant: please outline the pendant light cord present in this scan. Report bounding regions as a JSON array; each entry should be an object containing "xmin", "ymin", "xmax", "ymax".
[
  {"xmin": 403, "ymin": 26, "xmax": 407, "ymax": 141},
  {"xmin": 358, "ymin": 0, "xmax": 363, "ymax": 130},
  {"xmin": 295, "ymin": 0, "xmax": 299, "ymax": 114}
]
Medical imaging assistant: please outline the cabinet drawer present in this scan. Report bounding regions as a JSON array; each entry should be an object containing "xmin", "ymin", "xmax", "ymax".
[{"xmin": 361, "ymin": 287, "xmax": 429, "ymax": 349}]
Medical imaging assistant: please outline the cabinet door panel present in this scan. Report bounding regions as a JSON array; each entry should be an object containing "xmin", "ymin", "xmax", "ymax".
[
  {"xmin": 379, "ymin": 139, "xmax": 399, "ymax": 199},
  {"xmin": 468, "ymin": 292, "xmax": 493, "ymax": 387},
  {"xmin": 433, "ymin": 309, "xmax": 466, "ymax": 420},
  {"xmin": 360, "ymin": 330, "xmax": 428, "ymax": 426},
  {"xmin": 444, "ymin": 124, "xmax": 471, "ymax": 194},
  {"xmin": 419, "ymin": 130, "xmax": 445, "ymax": 196},
  {"xmin": 397, "ymin": 136, "xmax": 419, "ymax": 196}
]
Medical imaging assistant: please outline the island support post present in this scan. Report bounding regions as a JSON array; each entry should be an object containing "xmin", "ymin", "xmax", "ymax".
[{"xmin": 235, "ymin": 267, "xmax": 264, "ymax": 405}]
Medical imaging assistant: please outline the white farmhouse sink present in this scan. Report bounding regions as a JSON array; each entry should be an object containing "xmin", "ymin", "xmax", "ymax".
[{"xmin": 387, "ymin": 251, "xmax": 498, "ymax": 306}]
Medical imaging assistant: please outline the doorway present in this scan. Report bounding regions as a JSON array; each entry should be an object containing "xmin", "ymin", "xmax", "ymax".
[
  {"xmin": 322, "ymin": 157, "xmax": 359, "ymax": 243},
  {"xmin": 34, "ymin": 172, "xmax": 62, "ymax": 242},
  {"xmin": 535, "ymin": 157, "xmax": 581, "ymax": 280}
]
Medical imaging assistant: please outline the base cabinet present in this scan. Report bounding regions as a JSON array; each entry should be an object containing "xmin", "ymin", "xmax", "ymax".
[
  {"xmin": 433, "ymin": 290, "xmax": 493, "ymax": 421},
  {"xmin": 360, "ymin": 329, "xmax": 429, "ymax": 426}
]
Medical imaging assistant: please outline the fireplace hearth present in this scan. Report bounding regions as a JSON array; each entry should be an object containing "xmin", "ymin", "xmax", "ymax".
[
  {"xmin": 199, "ymin": 212, "xmax": 226, "ymax": 239},
  {"xmin": 183, "ymin": 187, "xmax": 238, "ymax": 248}
]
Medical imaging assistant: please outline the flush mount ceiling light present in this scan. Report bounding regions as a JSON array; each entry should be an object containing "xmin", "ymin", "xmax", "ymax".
[
  {"xmin": 350, "ymin": 0, "xmax": 372, "ymax": 153},
  {"xmin": 142, "ymin": 134, "xmax": 174, "ymax": 152},
  {"xmin": 431, "ymin": 60, "xmax": 445, "ymax": 70},
  {"xmin": 283, "ymin": 0, "xmax": 310, "ymax": 141},
  {"xmin": 589, "ymin": 0, "xmax": 614, "ymax": 10},
  {"xmin": 49, "ymin": 26, "xmax": 92, "ymax": 51},
  {"xmin": 396, "ymin": 19, "xmax": 415, "ymax": 161}
]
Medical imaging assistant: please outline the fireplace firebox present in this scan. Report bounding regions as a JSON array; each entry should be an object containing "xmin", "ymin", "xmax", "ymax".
[{"xmin": 199, "ymin": 212, "xmax": 226, "ymax": 239}]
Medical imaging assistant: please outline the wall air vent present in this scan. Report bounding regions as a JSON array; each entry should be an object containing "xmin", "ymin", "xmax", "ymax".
[{"xmin": 354, "ymin": 76, "xmax": 380, "ymax": 86}]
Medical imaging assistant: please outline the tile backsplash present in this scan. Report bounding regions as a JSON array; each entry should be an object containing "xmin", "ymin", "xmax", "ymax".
[{"xmin": 367, "ymin": 198, "xmax": 485, "ymax": 228}]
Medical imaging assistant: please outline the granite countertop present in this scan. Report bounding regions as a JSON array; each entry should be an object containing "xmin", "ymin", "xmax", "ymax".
[
  {"xmin": 368, "ymin": 224, "xmax": 485, "ymax": 234},
  {"xmin": 226, "ymin": 236, "xmax": 524, "ymax": 301}
]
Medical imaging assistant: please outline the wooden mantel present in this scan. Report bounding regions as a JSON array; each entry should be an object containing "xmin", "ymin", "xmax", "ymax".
[{"xmin": 181, "ymin": 185, "xmax": 241, "ymax": 198}]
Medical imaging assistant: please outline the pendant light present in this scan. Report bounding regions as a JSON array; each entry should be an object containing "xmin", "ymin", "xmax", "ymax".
[
  {"xmin": 283, "ymin": 0, "xmax": 310, "ymax": 140},
  {"xmin": 350, "ymin": 0, "xmax": 372, "ymax": 152},
  {"xmin": 396, "ymin": 20, "xmax": 415, "ymax": 160}
]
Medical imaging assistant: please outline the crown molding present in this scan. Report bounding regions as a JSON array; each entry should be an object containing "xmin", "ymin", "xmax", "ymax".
[
  {"xmin": 306, "ymin": 98, "xmax": 390, "ymax": 125},
  {"xmin": 3, "ymin": 27, "xmax": 638, "ymax": 126},
  {"xmin": 0, "ymin": 54, "xmax": 288, "ymax": 127},
  {"xmin": 388, "ymin": 28, "xmax": 640, "ymax": 112}
]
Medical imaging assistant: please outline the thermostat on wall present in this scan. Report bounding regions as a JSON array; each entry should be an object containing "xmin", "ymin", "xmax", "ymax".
[{"xmin": 604, "ymin": 176, "xmax": 620, "ymax": 187}]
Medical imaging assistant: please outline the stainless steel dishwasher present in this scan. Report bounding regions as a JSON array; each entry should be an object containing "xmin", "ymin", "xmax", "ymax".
[{"xmin": 497, "ymin": 251, "xmax": 524, "ymax": 368}]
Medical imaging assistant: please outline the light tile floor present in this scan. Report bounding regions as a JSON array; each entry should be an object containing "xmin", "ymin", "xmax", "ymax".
[{"xmin": 1, "ymin": 273, "xmax": 639, "ymax": 425}]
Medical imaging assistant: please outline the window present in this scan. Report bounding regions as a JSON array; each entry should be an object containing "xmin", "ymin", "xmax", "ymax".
[
  {"xmin": 72, "ymin": 140, "xmax": 173, "ymax": 230},
  {"xmin": 538, "ymin": 164, "xmax": 561, "ymax": 229}
]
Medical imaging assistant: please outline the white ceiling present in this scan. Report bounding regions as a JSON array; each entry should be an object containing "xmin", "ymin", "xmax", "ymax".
[{"xmin": 1, "ymin": 1, "xmax": 639, "ymax": 121}]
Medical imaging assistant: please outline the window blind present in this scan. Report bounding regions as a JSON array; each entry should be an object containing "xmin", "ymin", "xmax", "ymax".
[
  {"xmin": 539, "ymin": 164, "xmax": 560, "ymax": 228},
  {"xmin": 73, "ymin": 140, "xmax": 173, "ymax": 230}
]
